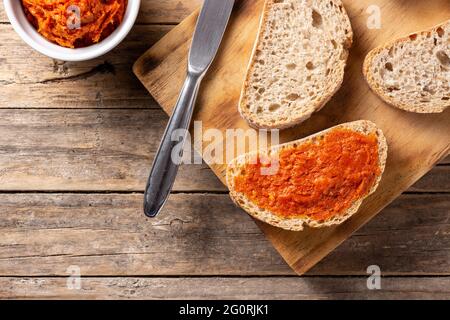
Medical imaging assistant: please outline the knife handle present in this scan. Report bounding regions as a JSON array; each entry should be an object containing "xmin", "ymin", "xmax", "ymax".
[{"xmin": 144, "ymin": 73, "xmax": 202, "ymax": 217}]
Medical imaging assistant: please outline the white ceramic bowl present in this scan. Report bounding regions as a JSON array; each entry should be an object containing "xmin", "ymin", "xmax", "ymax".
[{"xmin": 4, "ymin": 0, "xmax": 140, "ymax": 61}]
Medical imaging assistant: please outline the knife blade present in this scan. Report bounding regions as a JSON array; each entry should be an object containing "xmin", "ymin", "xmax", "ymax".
[
  {"xmin": 189, "ymin": 0, "xmax": 235, "ymax": 74},
  {"xmin": 144, "ymin": 0, "xmax": 235, "ymax": 217}
]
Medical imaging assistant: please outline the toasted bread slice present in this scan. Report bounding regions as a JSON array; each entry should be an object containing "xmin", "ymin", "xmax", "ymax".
[
  {"xmin": 226, "ymin": 120, "xmax": 387, "ymax": 231},
  {"xmin": 364, "ymin": 20, "xmax": 450, "ymax": 113},
  {"xmin": 238, "ymin": 0, "xmax": 353, "ymax": 129}
]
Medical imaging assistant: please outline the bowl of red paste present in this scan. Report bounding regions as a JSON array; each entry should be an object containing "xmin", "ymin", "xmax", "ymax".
[{"xmin": 4, "ymin": 0, "xmax": 140, "ymax": 61}]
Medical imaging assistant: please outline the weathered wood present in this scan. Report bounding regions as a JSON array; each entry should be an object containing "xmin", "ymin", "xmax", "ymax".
[
  {"xmin": 0, "ymin": 108, "xmax": 445, "ymax": 192},
  {"xmin": 0, "ymin": 109, "xmax": 224, "ymax": 192},
  {"xmin": 0, "ymin": 0, "xmax": 202, "ymax": 24},
  {"xmin": 0, "ymin": 193, "xmax": 289, "ymax": 276},
  {"xmin": 1, "ymin": 276, "xmax": 449, "ymax": 299},
  {"xmin": 136, "ymin": 0, "xmax": 202, "ymax": 24},
  {"xmin": 0, "ymin": 0, "xmax": 447, "ymax": 301},
  {"xmin": 135, "ymin": 0, "xmax": 450, "ymax": 275},
  {"xmin": 409, "ymin": 166, "xmax": 450, "ymax": 193},
  {"xmin": 312, "ymin": 194, "xmax": 450, "ymax": 276},
  {"xmin": 0, "ymin": 193, "xmax": 447, "ymax": 276},
  {"xmin": 0, "ymin": 25, "xmax": 172, "ymax": 109}
]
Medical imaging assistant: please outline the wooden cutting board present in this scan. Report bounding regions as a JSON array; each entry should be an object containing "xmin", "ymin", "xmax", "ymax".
[{"xmin": 134, "ymin": 0, "xmax": 450, "ymax": 275}]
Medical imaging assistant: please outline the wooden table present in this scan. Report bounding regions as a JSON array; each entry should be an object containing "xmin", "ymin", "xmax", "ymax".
[{"xmin": 0, "ymin": 0, "xmax": 448, "ymax": 299}]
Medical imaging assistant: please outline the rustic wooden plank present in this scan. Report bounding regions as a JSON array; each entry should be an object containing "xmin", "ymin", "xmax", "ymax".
[
  {"xmin": 0, "ymin": 193, "xmax": 289, "ymax": 276},
  {"xmin": 311, "ymin": 194, "xmax": 450, "ymax": 276},
  {"xmin": 0, "ymin": 193, "xmax": 447, "ymax": 276},
  {"xmin": 409, "ymin": 166, "xmax": 450, "ymax": 193},
  {"xmin": 0, "ymin": 276, "xmax": 449, "ymax": 299},
  {"xmin": 136, "ymin": 0, "xmax": 202, "ymax": 24},
  {"xmin": 0, "ymin": 24, "xmax": 171, "ymax": 109},
  {"xmin": 0, "ymin": 108, "xmax": 446, "ymax": 192},
  {"xmin": 0, "ymin": 0, "xmax": 201, "ymax": 24},
  {"xmin": 0, "ymin": 109, "xmax": 225, "ymax": 192}
]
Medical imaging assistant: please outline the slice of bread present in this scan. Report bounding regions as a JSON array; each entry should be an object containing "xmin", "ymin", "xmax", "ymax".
[
  {"xmin": 226, "ymin": 120, "xmax": 387, "ymax": 231},
  {"xmin": 364, "ymin": 20, "xmax": 450, "ymax": 113},
  {"xmin": 238, "ymin": 0, "xmax": 353, "ymax": 129}
]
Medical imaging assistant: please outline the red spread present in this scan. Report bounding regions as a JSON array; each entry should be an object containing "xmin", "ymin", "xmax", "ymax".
[
  {"xmin": 22, "ymin": 0, "xmax": 127, "ymax": 48},
  {"xmin": 234, "ymin": 129, "xmax": 381, "ymax": 221}
]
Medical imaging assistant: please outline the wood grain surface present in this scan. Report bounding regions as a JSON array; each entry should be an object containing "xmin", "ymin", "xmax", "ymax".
[
  {"xmin": 0, "ymin": 108, "xmax": 445, "ymax": 192},
  {"xmin": 0, "ymin": 1, "xmax": 202, "ymax": 24},
  {"xmin": 0, "ymin": 109, "xmax": 224, "ymax": 192},
  {"xmin": 0, "ymin": 193, "xmax": 448, "ymax": 276},
  {"xmin": 0, "ymin": 24, "xmax": 169, "ymax": 109},
  {"xmin": 0, "ymin": 0, "xmax": 448, "ymax": 299},
  {"xmin": 134, "ymin": 0, "xmax": 450, "ymax": 275},
  {"xmin": 1, "ymin": 277, "xmax": 449, "ymax": 300}
]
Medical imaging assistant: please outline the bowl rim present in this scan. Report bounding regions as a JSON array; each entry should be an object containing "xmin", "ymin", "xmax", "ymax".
[{"xmin": 3, "ymin": 0, "xmax": 141, "ymax": 62}]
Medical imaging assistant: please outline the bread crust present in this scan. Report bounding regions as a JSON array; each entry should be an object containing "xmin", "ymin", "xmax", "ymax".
[
  {"xmin": 226, "ymin": 120, "xmax": 388, "ymax": 231},
  {"xmin": 238, "ymin": 0, "xmax": 353, "ymax": 129},
  {"xmin": 363, "ymin": 20, "xmax": 450, "ymax": 113}
]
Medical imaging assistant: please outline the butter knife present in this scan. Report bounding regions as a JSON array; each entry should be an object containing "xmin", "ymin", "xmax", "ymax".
[{"xmin": 144, "ymin": 0, "xmax": 235, "ymax": 217}]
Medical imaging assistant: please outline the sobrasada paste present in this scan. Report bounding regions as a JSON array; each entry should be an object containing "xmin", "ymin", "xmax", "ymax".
[
  {"xmin": 234, "ymin": 129, "xmax": 381, "ymax": 221},
  {"xmin": 22, "ymin": 0, "xmax": 127, "ymax": 48}
]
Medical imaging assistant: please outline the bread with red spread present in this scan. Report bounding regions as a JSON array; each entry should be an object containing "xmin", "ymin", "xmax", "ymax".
[
  {"xmin": 363, "ymin": 20, "xmax": 450, "ymax": 113},
  {"xmin": 226, "ymin": 120, "xmax": 388, "ymax": 231},
  {"xmin": 238, "ymin": 0, "xmax": 353, "ymax": 129}
]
